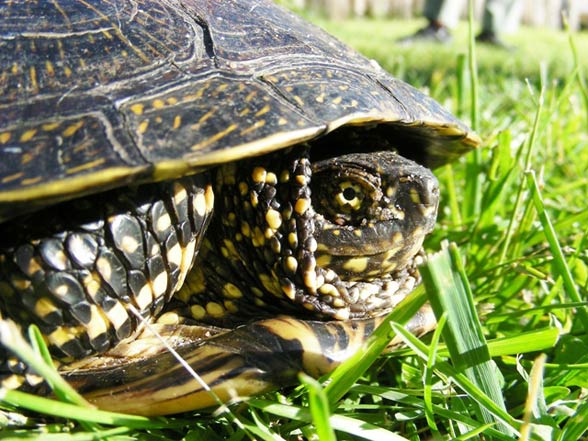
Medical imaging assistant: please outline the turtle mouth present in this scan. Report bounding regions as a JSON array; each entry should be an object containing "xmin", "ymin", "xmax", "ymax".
[{"xmin": 309, "ymin": 150, "xmax": 439, "ymax": 282}]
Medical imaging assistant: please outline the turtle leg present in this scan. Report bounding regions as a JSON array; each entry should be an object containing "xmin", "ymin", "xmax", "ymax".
[
  {"xmin": 61, "ymin": 310, "xmax": 436, "ymax": 416},
  {"xmin": 0, "ymin": 175, "xmax": 214, "ymax": 389}
]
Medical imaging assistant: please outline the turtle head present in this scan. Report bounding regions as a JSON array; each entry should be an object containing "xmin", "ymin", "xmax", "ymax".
[{"xmin": 310, "ymin": 150, "xmax": 439, "ymax": 281}]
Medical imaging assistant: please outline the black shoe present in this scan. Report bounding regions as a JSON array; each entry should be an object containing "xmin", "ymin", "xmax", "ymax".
[
  {"xmin": 475, "ymin": 31, "xmax": 514, "ymax": 50},
  {"xmin": 398, "ymin": 23, "xmax": 452, "ymax": 45}
]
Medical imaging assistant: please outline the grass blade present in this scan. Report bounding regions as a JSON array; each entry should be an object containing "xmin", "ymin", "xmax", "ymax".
[{"xmin": 420, "ymin": 243, "xmax": 513, "ymax": 436}]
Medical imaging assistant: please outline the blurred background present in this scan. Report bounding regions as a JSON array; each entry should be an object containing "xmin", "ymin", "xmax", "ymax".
[{"xmin": 289, "ymin": 0, "xmax": 587, "ymax": 31}]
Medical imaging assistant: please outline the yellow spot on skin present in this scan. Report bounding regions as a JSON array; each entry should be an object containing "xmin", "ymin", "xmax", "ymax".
[
  {"xmin": 152, "ymin": 99, "xmax": 165, "ymax": 109},
  {"xmin": 282, "ymin": 283, "xmax": 296, "ymax": 300},
  {"xmin": 238, "ymin": 182, "xmax": 248, "ymax": 196},
  {"xmin": 333, "ymin": 308, "xmax": 350, "ymax": 320},
  {"xmin": 0, "ymin": 132, "xmax": 11, "ymax": 143},
  {"xmin": 224, "ymin": 300, "xmax": 239, "ymax": 313},
  {"xmin": 47, "ymin": 327, "xmax": 78, "ymax": 350},
  {"xmin": 265, "ymin": 209, "xmax": 282, "ymax": 230},
  {"xmin": 151, "ymin": 272, "xmax": 168, "ymax": 298},
  {"xmin": 285, "ymin": 256, "xmax": 298, "ymax": 273},
  {"xmin": 206, "ymin": 302, "xmax": 225, "ymax": 318},
  {"xmin": 167, "ymin": 97, "xmax": 178, "ymax": 105},
  {"xmin": 64, "ymin": 66, "xmax": 72, "ymax": 78},
  {"xmin": 173, "ymin": 115, "xmax": 181, "ymax": 129},
  {"xmin": 303, "ymin": 270, "xmax": 318, "ymax": 292},
  {"xmin": 223, "ymin": 283, "xmax": 243, "ymax": 299},
  {"xmin": 241, "ymin": 221, "xmax": 251, "ymax": 237},
  {"xmin": 193, "ymin": 192, "xmax": 207, "ymax": 217},
  {"xmin": 251, "ymin": 226, "xmax": 265, "ymax": 247},
  {"xmin": 157, "ymin": 311, "xmax": 180, "ymax": 325},
  {"xmin": 167, "ymin": 242, "xmax": 183, "ymax": 268},
  {"xmin": 251, "ymin": 166, "xmax": 267, "ymax": 183},
  {"xmin": 278, "ymin": 117, "xmax": 288, "ymax": 125},
  {"xmin": 34, "ymin": 297, "xmax": 58, "ymax": 319},
  {"xmin": 295, "ymin": 175, "xmax": 308, "ymax": 186},
  {"xmin": 96, "ymin": 257, "xmax": 112, "ymax": 280},
  {"xmin": 86, "ymin": 306, "xmax": 109, "ymax": 339},
  {"xmin": 204, "ymin": 185, "xmax": 214, "ymax": 212},
  {"xmin": 20, "ymin": 129, "xmax": 37, "ymax": 142},
  {"xmin": 410, "ymin": 188, "xmax": 421, "ymax": 204},
  {"xmin": 295, "ymin": 198, "xmax": 310, "ymax": 215},
  {"xmin": 259, "ymin": 273, "xmax": 278, "ymax": 295},
  {"xmin": 288, "ymin": 232, "xmax": 298, "ymax": 248},
  {"xmin": 332, "ymin": 96, "xmax": 343, "ymax": 104},
  {"xmin": 265, "ymin": 172, "xmax": 277, "ymax": 185},
  {"xmin": 104, "ymin": 302, "xmax": 129, "ymax": 331},
  {"xmin": 156, "ymin": 213, "xmax": 172, "ymax": 232},
  {"xmin": 130, "ymin": 103, "xmax": 144, "ymax": 115},
  {"xmin": 134, "ymin": 284, "xmax": 153, "ymax": 311},
  {"xmin": 318, "ymin": 283, "xmax": 339, "ymax": 297},
  {"xmin": 343, "ymin": 256, "xmax": 369, "ymax": 273},
  {"xmin": 190, "ymin": 305, "xmax": 206, "ymax": 320},
  {"xmin": 279, "ymin": 170, "xmax": 290, "ymax": 182},
  {"xmin": 138, "ymin": 119, "xmax": 149, "ymax": 134},
  {"xmin": 315, "ymin": 254, "xmax": 332, "ymax": 267}
]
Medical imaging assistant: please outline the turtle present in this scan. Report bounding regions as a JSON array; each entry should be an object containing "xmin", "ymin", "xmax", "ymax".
[{"xmin": 0, "ymin": 0, "xmax": 480, "ymax": 416}]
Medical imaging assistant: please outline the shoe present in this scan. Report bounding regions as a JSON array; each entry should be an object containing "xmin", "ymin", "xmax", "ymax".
[
  {"xmin": 475, "ymin": 31, "xmax": 514, "ymax": 50},
  {"xmin": 398, "ymin": 23, "xmax": 452, "ymax": 45}
]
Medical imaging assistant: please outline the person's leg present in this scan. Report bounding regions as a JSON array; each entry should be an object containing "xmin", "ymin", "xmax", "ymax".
[
  {"xmin": 399, "ymin": 0, "xmax": 464, "ymax": 44},
  {"xmin": 477, "ymin": 0, "xmax": 520, "ymax": 46}
]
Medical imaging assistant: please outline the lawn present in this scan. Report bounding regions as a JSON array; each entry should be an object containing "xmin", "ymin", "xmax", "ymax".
[{"xmin": 2, "ymin": 14, "xmax": 588, "ymax": 441}]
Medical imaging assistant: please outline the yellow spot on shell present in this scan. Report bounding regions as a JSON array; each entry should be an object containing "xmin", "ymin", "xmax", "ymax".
[
  {"xmin": 130, "ymin": 104, "xmax": 144, "ymax": 115},
  {"xmin": 20, "ymin": 129, "xmax": 37, "ymax": 142},
  {"xmin": 63, "ymin": 121, "xmax": 85, "ymax": 138},
  {"xmin": 173, "ymin": 115, "xmax": 181, "ymax": 129},
  {"xmin": 45, "ymin": 60, "xmax": 55, "ymax": 76},
  {"xmin": 42, "ymin": 122, "xmax": 61, "ymax": 131},
  {"xmin": 255, "ymin": 104, "xmax": 271, "ymax": 117},
  {"xmin": 0, "ymin": 132, "xmax": 11, "ymax": 144},
  {"xmin": 152, "ymin": 99, "xmax": 165, "ymax": 109},
  {"xmin": 138, "ymin": 119, "xmax": 149, "ymax": 134}
]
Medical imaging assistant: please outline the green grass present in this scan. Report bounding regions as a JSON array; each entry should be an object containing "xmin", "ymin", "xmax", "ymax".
[{"xmin": 2, "ymin": 17, "xmax": 588, "ymax": 441}]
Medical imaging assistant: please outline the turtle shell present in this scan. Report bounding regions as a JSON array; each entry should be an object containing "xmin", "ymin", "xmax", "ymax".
[{"xmin": 0, "ymin": 0, "xmax": 479, "ymax": 222}]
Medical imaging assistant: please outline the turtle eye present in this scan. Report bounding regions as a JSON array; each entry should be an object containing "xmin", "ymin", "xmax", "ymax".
[{"xmin": 335, "ymin": 181, "xmax": 364, "ymax": 212}]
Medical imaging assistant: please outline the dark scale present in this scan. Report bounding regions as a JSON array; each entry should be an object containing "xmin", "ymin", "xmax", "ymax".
[{"xmin": 0, "ymin": 174, "xmax": 212, "ymax": 370}]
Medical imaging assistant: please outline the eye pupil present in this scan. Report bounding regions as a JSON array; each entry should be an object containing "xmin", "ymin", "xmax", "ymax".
[{"xmin": 343, "ymin": 187, "xmax": 356, "ymax": 201}]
